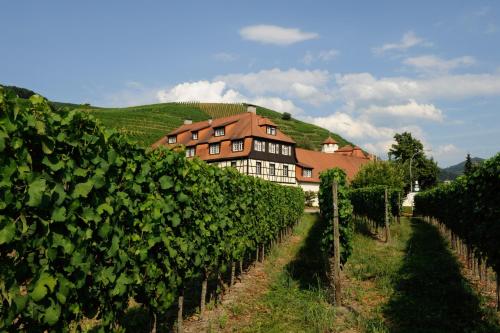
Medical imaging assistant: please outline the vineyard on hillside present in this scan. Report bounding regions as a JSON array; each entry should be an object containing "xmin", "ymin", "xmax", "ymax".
[
  {"xmin": 0, "ymin": 90, "xmax": 304, "ymax": 331},
  {"xmin": 79, "ymin": 102, "xmax": 353, "ymax": 150}
]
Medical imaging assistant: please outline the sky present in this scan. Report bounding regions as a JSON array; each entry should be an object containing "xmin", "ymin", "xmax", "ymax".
[{"xmin": 1, "ymin": 0, "xmax": 499, "ymax": 167}]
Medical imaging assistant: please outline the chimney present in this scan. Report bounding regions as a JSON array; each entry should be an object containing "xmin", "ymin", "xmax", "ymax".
[
  {"xmin": 246, "ymin": 104, "xmax": 257, "ymax": 114},
  {"xmin": 208, "ymin": 119, "xmax": 213, "ymax": 125},
  {"xmin": 184, "ymin": 119, "xmax": 192, "ymax": 125}
]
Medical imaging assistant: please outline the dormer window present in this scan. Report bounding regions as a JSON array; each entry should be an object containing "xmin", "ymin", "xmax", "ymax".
[
  {"xmin": 303, "ymin": 168, "xmax": 312, "ymax": 178},
  {"xmin": 209, "ymin": 143, "xmax": 220, "ymax": 155},
  {"xmin": 192, "ymin": 131, "xmax": 198, "ymax": 140},
  {"xmin": 254, "ymin": 139, "xmax": 265, "ymax": 152},
  {"xmin": 214, "ymin": 127, "xmax": 225, "ymax": 137},
  {"xmin": 168, "ymin": 136, "xmax": 177, "ymax": 144},
  {"xmin": 186, "ymin": 146, "xmax": 195, "ymax": 157},
  {"xmin": 266, "ymin": 126, "xmax": 276, "ymax": 135},
  {"xmin": 281, "ymin": 145, "xmax": 291, "ymax": 156},
  {"xmin": 232, "ymin": 140, "xmax": 243, "ymax": 152},
  {"xmin": 269, "ymin": 143, "xmax": 279, "ymax": 154}
]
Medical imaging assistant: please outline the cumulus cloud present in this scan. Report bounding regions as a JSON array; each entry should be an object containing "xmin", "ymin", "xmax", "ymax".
[
  {"xmin": 404, "ymin": 55, "xmax": 475, "ymax": 73},
  {"xmin": 362, "ymin": 99, "xmax": 444, "ymax": 121},
  {"xmin": 157, "ymin": 81, "xmax": 244, "ymax": 103},
  {"xmin": 156, "ymin": 80, "xmax": 302, "ymax": 115},
  {"xmin": 334, "ymin": 72, "xmax": 500, "ymax": 105},
  {"xmin": 302, "ymin": 49, "xmax": 339, "ymax": 65},
  {"xmin": 372, "ymin": 31, "xmax": 431, "ymax": 54},
  {"xmin": 309, "ymin": 112, "xmax": 395, "ymax": 140},
  {"xmin": 213, "ymin": 52, "xmax": 238, "ymax": 62},
  {"xmin": 216, "ymin": 68, "xmax": 332, "ymax": 104},
  {"xmin": 239, "ymin": 24, "xmax": 319, "ymax": 45}
]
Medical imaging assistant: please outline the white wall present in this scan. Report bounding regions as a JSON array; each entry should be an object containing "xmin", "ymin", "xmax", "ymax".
[
  {"xmin": 213, "ymin": 159, "xmax": 297, "ymax": 185},
  {"xmin": 298, "ymin": 181, "xmax": 320, "ymax": 206}
]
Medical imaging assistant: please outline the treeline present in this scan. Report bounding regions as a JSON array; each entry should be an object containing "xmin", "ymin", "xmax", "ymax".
[
  {"xmin": 414, "ymin": 153, "xmax": 500, "ymax": 307},
  {"xmin": 0, "ymin": 90, "xmax": 304, "ymax": 331}
]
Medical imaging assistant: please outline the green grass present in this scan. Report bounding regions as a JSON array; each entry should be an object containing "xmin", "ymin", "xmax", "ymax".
[
  {"xmin": 343, "ymin": 217, "xmax": 500, "ymax": 333},
  {"xmin": 240, "ymin": 213, "xmax": 335, "ymax": 333}
]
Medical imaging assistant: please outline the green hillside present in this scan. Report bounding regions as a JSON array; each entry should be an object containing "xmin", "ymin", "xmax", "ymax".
[
  {"xmin": 0, "ymin": 85, "xmax": 355, "ymax": 150},
  {"xmin": 83, "ymin": 102, "xmax": 354, "ymax": 149}
]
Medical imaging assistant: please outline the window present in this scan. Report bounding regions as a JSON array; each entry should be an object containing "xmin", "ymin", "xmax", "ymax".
[
  {"xmin": 168, "ymin": 136, "xmax": 177, "ymax": 144},
  {"xmin": 303, "ymin": 168, "xmax": 312, "ymax": 178},
  {"xmin": 232, "ymin": 140, "xmax": 243, "ymax": 152},
  {"xmin": 186, "ymin": 146, "xmax": 195, "ymax": 157},
  {"xmin": 254, "ymin": 139, "xmax": 265, "ymax": 152},
  {"xmin": 209, "ymin": 143, "xmax": 220, "ymax": 155},
  {"xmin": 269, "ymin": 143, "xmax": 279, "ymax": 154},
  {"xmin": 214, "ymin": 127, "xmax": 225, "ymax": 137},
  {"xmin": 281, "ymin": 145, "xmax": 291, "ymax": 156},
  {"xmin": 192, "ymin": 131, "xmax": 198, "ymax": 140},
  {"xmin": 266, "ymin": 126, "xmax": 276, "ymax": 135},
  {"xmin": 231, "ymin": 161, "xmax": 237, "ymax": 168},
  {"xmin": 256, "ymin": 162, "xmax": 262, "ymax": 174},
  {"xmin": 270, "ymin": 163, "xmax": 275, "ymax": 176},
  {"xmin": 283, "ymin": 165, "xmax": 289, "ymax": 177}
]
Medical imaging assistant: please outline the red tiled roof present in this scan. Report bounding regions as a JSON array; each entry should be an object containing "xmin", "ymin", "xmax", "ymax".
[
  {"xmin": 295, "ymin": 148, "xmax": 371, "ymax": 183},
  {"xmin": 151, "ymin": 112, "xmax": 295, "ymax": 159},
  {"xmin": 322, "ymin": 136, "xmax": 338, "ymax": 144}
]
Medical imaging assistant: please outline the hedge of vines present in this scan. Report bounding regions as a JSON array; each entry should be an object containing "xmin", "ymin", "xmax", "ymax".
[
  {"xmin": 414, "ymin": 153, "xmax": 500, "ymax": 272},
  {"xmin": 349, "ymin": 186, "xmax": 402, "ymax": 227},
  {"xmin": 0, "ymin": 89, "xmax": 304, "ymax": 331},
  {"xmin": 318, "ymin": 168, "xmax": 353, "ymax": 265}
]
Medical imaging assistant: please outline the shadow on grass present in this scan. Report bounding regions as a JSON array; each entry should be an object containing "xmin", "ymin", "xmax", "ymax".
[
  {"xmin": 285, "ymin": 213, "xmax": 328, "ymax": 290},
  {"xmin": 384, "ymin": 218, "xmax": 500, "ymax": 333}
]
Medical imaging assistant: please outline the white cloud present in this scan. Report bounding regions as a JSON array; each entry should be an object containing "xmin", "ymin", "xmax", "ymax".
[
  {"xmin": 309, "ymin": 112, "xmax": 395, "ymax": 140},
  {"xmin": 404, "ymin": 55, "xmax": 475, "ymax": 73},
  {"xmin": 156, "ymin": 80, "xmax": 302, "ymax": 115},
  {"xmin": 239, "ymin": 24, "xmax": 319, "ymax": 45},
  {"xmin": 372, "ymin": 31, "xmax": 431, "ymax": 54},
  {"xmin": 213, "ymin": 52, "xmax": 237, "ymax": 62},
  {"xmin": 363, "ymin": 99, "xmax": 444, "ymax": 121},
  {"xmin": 157, "ymin": 81, "xmax": 244, "ymax": 103},
  {"xmin": 252, "ymin": 96, "xmax": 302, "ymax": 115},
  {"xmin": 334, "ymin": 72, "xmax": 500, "ymax": 105},
  {"xmin": 434, "ymin": 144, "xmax": 460, "ymax": 154},
  {"xmin": 302, "ymin": 49, "xmax": 339, "ymax": 65},
  {"xmin": 216, "ymin": 68, "xmax": 332, "ymax": 104}
]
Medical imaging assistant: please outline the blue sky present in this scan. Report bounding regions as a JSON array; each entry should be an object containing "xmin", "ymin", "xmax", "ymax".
[{"xmin": 1, "ymin": 0, "xmax": 499, "ymax": 167}]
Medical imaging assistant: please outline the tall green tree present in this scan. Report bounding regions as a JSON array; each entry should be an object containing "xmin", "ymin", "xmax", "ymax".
[
  {"xmin": 464, "ymin": 153, "xmax": 474, "ymax": 175},
  {"xmin": 388, "ymin": 132, "xmax": 439, "ymax": 191}
]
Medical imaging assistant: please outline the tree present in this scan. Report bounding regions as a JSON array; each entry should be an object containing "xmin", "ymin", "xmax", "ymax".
[
  {"xmin": 464, "ymin": 153, "xmax": 473, "ymax": 175},
  {"xmin": 351, "ymin": 160, "xmax": 404, "ymax": 189},
  {"xmin": 388, "ymin": 132, "xmax": 438, "ymax": 192},
  {"xmin": 389, "ymin": 132, "xmax": 424, "ymax": 162},
  {"xmin": 282, "ymin": 112, "xmax": 291, "ymax": 120}
]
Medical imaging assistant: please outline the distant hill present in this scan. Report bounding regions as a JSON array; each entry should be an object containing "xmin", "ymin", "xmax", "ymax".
[
  {"xmin": 439, "ymin": 157, "xmax": 485, "ymax": 181},
  {"xmin": 1, "ymin": 84, "xmax": 355, "ymax": 151}
]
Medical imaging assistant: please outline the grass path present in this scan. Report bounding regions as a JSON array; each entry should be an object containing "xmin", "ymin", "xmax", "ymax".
[
  {"xmin": 182, "ymin": 214, "xmax": 500, "ymax": 333},
  {"xmin": 339, "ymin": 217, "xmax": 500, "ymax": 333}
]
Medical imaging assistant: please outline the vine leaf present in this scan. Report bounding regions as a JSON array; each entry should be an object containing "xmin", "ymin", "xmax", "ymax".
[
  {"xmin": 27, "ymin": 177, "xmax": 47, "ymax": 207},
  {"xmin": 31, "ymin": 273, "xmax": 57, "ymax": 302}
]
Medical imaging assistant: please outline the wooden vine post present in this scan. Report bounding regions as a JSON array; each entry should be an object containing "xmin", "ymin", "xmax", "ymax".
[
  {"xmin": 384, "ymin": 188, "xmax": 391, "ymax": 243},
  {"xmin": 397, "ymin": 192, "xmax": 401, "ymax": 224},
  {"xmin": 329, "ymin": 181, "xmax": 342, "ymax": 305},
  {"xmin": 200, "ymin": 270, "xmax": 208, "ymax": 320},
  {"xmin": 177, "ymin": 286, "xmax": 184, "ymax": 333}
]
